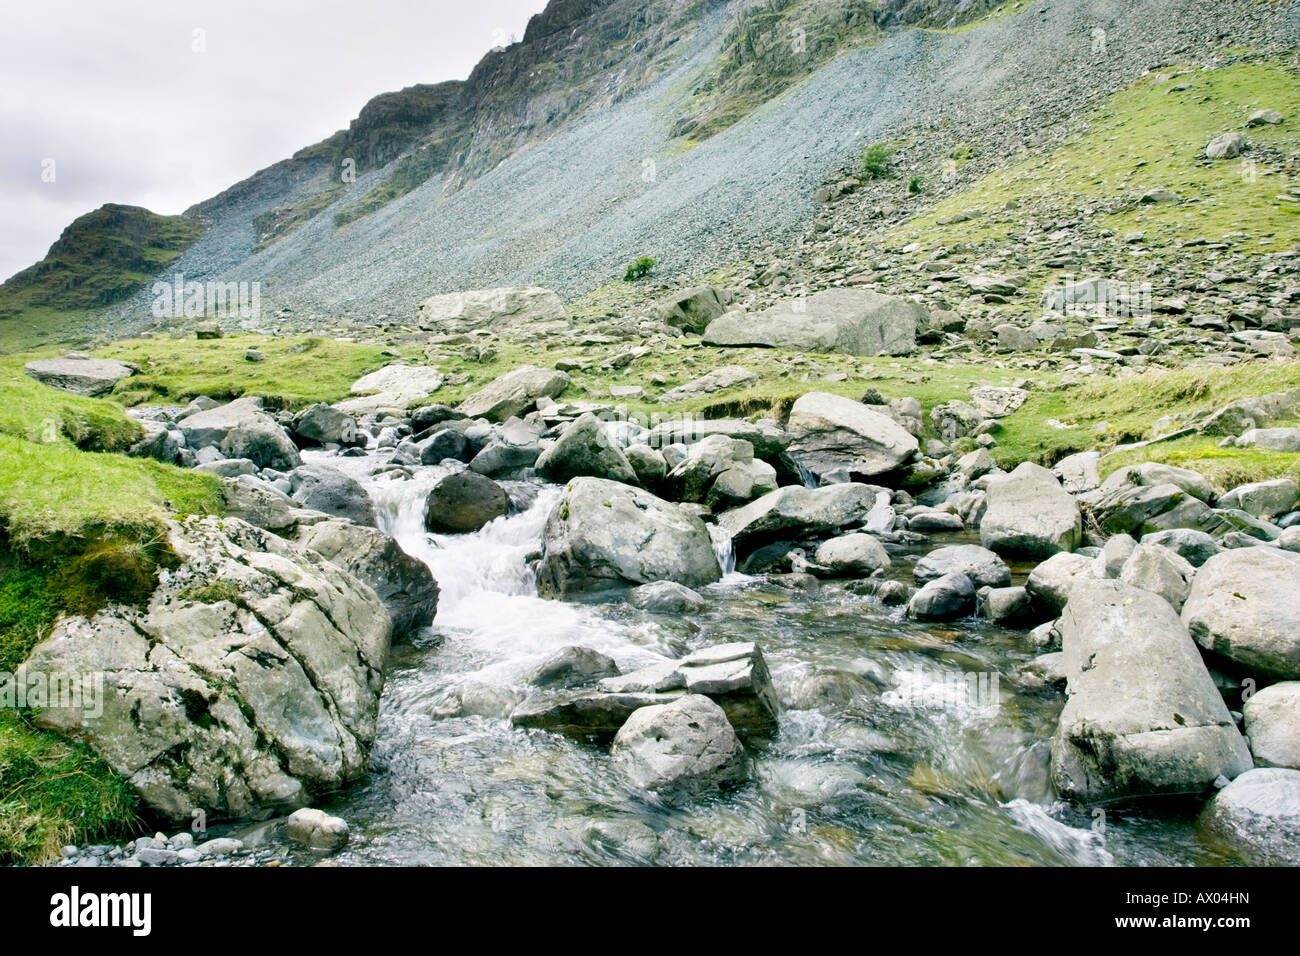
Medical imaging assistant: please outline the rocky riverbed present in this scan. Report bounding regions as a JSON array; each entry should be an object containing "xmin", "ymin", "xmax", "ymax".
[{"xmin": 33, "ymin": 350, "xmax": 1300, "ymax": 867}]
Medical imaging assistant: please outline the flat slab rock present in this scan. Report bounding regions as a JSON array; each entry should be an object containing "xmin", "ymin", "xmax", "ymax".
[
  {"xmin": 511, "ymin": 642, "xmax": 779, "ymax": 739},
  {"xmin": 25, "ymin": 356, "xmax": 135, "ymax": 397}
]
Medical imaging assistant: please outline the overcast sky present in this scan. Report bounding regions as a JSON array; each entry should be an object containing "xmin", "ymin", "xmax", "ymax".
[{"xmin": 0, "ymin": 0, "xmax": 548, "ymax": 281}]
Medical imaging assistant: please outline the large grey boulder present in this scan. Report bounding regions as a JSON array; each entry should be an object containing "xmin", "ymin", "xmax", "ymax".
[
  {"xmin": 424, "ymin": 472, "xmax": 510, "ymax": 534},
  {"xmin": 676, "ymin": 642, "xmax": 780, "ymax": 732},
  {"xmin": 1050, "ymin": 579, "xmax": 1252, "ymax": 801},
  {"xmin": 25, "ymin": 356, "xmax": 134, "ymax": 397},
  {"xmin": 291, "ymin": 404, "xmax": 359, "ymax": 448},
  {"xmin": 914, "ymin": 544, "xmax": 1010, "ymax": 588},
  {"xmin": 529, "ymin": 646, "xmax": 620, "ymax": 689},
  {"xmin": 1200, "ymin": 768, "xmax": 1300, "ymax": 865},
  {"xmin": 535, "ymin": 413, "xmax": 638, "ymax": 484},
  {"xmin": 658, "ymin": 366, "xmax": 758, "ymax": 404},
  {"xmin": 1237, "ymin": 427, "xmax": 1300, "ymax": 453},
  {"xmin": 295, "ymin": 518, "xmax": 438, "ymax": 638},
  {"xmin": 179, "ymin": 397, "xmax": 302, "ymax": 470},
  {"xmin": 703, "ymin": 288, "xmax": 920, "ymax": 356},
  {"xmin": 457, "ymin": 365, "xmax": 569, "ymax": 422},
  {"xmin": 1120, "ymin": 543, "xmax": 1195, "ymax": 611},
  {"xmin": 336, "ymin": 363, "xmax": 444, "ymax": 416},
  {"xmin": 289, "ymin": 464, "xmax": 377, "ymax": 527},
  {"xmin": 537, "ymin": 478, "xmax": 721, "ymax": 597},
  {"xmin": 628, "ymin": 581, "xmax": 705, "ymax": 614},
  {"xmin": 813, "ymin": 533, "xmax": 890, "ymax": 576},
  {"xmin": 611, "ymin": 695, "xmax": 746, "ymax": 801},
  {"xmin": 646, "ymin": 418, "xmax": 790, "ymax": 459},
  {"xmin": 1141, "ymin": 529, "xmax": 1220, "ymax": 567},
  {"xmin": 1243, "ymin": 682, "xmax": 1300, "ymax": 770},
  {"xmin": 415, "ymin": 286, "xmax": 568, "ymax": 334},
  {"xmin": 1218, "ymin": 478, "xmax": 1298, "ymax": 519},
  {"xmin": 1025, "ymin": 552, "xmax": 1096, "ymax": 613},
  {"xmin": 1182, "ymin": 548, "xmax": 1300, "ymax": 680},
  {"xmin": 786, "ymin": 391, "xmax": 919, "ymax": 480},
  {"xmin": 981, "ymin": 462, "xmax": 1081, "ymax": 558},
  {"xmin": 654, "ymin": 285, "xmax": 730, "ymax": 333},
  {"xmin": 906, "ymin": 572, "xmax": 976, "ymax": 621},
  {"xmin": 716, "ymin": 483, "xmax": 879, "ymax": 553},
  {"xmin": 667, "ymin": 434, "xmax": 775, "ymax": 505},
  {"xmin": 20, "ymin": 516, "xmax": 391, "ymax": 821}
]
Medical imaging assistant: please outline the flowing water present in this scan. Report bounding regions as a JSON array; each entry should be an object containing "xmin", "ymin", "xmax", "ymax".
[{"xmin": 291, "ymin": 451, "xmax": 1229, "ymax": 866}]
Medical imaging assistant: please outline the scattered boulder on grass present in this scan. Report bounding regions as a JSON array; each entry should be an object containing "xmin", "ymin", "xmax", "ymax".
[
  {"xmin": 415, "ymin": 287, "xmax": 568, "ymax": 334},
  {"xmin": 24, "ymin": 356, "xmax": 135, "ymax": 397},
  {"xmin": 703, "ymin": 288, "xmax": 920, "ymax": 356},
  {"xmin": 1050, "ymin": 579, "xmax": 1252, "ymax": 801},
  {"xmin": 654, "ymin": 285, "xmax": 730, "ymax": 333},
  {"xmin": 457, "ymin": 365, "xmax": 569, "ymax": 422}
]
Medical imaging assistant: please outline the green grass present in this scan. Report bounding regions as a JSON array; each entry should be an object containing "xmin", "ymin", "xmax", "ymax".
[
  {"xmin": 0, "ymin": 710, "xmax": 140, "ymax": 864},
  {"xmin": 990, "ymin": 360, "xmax": 1300, "ymax": 476},
  {"xmin": 0, "ymin": 357, "xmax": 142, "ymax": 452},
  {"xmin": 1101, "ymin": 436, "xmax": 1300, "ymax": 492},
  {"xmin": 0, "ymin": 204, "xmax": 202, "ymax": 351},
  {"xmin": 97, "ymin": 333, "xmax": 391, "ymax": 409},
  {"xmin": 0, "ymin": 435, "xmax": 221, "ymax": 545},
  {"xmin": 894, "ymin": 58, "xmax": 1300, "ymax": 256}
]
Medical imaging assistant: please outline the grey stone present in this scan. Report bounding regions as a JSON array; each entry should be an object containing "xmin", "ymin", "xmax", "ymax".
[
  {"xmin": 611, "ymin": 695, "xmax": 746, "ymax": 801},
  {"xmin": 980, "ymin": 462, "xmax": 1081, "ymax": 558},
  {"xmin": 703, "ymin": 288, "xmax": 920, "ymax": 356}
]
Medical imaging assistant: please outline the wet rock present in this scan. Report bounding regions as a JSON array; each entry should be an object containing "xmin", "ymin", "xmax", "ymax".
[
  {"xmin": 981, "ymin": 462, "xmax": 1081, "ymax": 558},
  {"xmin": 906, "ymin": 572, "xmax": 975, "ymax": 621},
  {"xmin": 418, "ymin": 427, "xmax": 472, "ymax": 465},
  {"xmin": 538, "ymin": 478, "xmax": 721, "ymax": 597},
  {"xmin": 20, "ymin": 516, "xmax": 391, "ymax": 821},
  {"xmin": 284, "ymin": 809, "xmax": 349, "ymax": 851},
  {"xmin": 786, "ymin": 391, "xmax": 919, "ymax": 480},
  {"xmin": 179, "ymin": 397, "xmax": 302, "ymax": 471},
  {"xmin": 628, "ymin": 581, "xmax": 705, "ymax": 614},
  {"xmin": 291, "ymin": 404, "xmax": 358, "ymax": 447},
  {"xmin": 529, "ymin": 646, "xmax": 620, "ymax": 688},
  {"xmin": 1051, "ymin": 579, "xmax": 1252, "ymax": 801},
  {"xmin": 676, "ymin": 642, "xmax": 780, "ymax": 732},
  {"xmin": 1200, "ymin": 768, "xmax": 1300, "ymax": 865},
  {"xmin": 424, "ymin": 471, "xmax": 511, "ymax": 534},
  {"xmin": 611, "ymin": 695, "xmax": 746, "ymax": 801},
  {"xmin": 717, "ymin": 483, "xmax": 879, "ymax": 554},
  {"xmin": 646, "ymin": 419, "xmax": 791, "ymax": 459},
  {"xmin": 978, "ymin": 586, "xmax": 1039, "ymax": 627},
  {"xmin": 1182, "ymin": 548, "xmax": 1300, "ymax": 680},
  {"xmin": 914, "ymin": 544, "xmax": 1010, "ymax": 588},
  {"xmin": 535, "ymin": 412, "xmax": 638, "ymax": 484},
  {"xmin": 1243, "ymin": 682, "xmax": 1300, "ymax": 770},
  {"xmin": 289, "ymin": 464, "xmax": 377, "ymax": 527},
  {"xmin": 511, "ymin": 691, "xmax": 679, "ymax": 739},
  {"xmin": 295, "ymin": 519, "xmax": 438, "ymax": 639},
  {"xmin": 812, "ymin": 533, "xmax": 891, "ymax": 576}
]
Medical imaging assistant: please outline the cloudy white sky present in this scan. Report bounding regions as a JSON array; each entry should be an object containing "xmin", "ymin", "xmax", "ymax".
[{"xmin": 0, "ymin": 0, "xmax": 548, "ymax": 281}]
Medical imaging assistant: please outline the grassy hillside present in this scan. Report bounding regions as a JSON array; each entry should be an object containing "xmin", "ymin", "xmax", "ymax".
[{"xmin": 0, "ymin": 205, "xmax": 203, "ymax": 351}]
